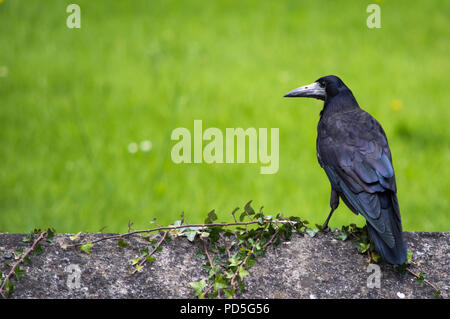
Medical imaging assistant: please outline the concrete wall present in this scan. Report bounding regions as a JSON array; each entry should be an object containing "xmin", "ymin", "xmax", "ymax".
[{"xmin": 0, "ymin": 232, "xmax": 448, "ymax": 299}]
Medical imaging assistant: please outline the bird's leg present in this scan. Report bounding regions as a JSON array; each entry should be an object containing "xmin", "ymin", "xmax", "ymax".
[{"xmin": 322, "ymin": 189, "xmax": 339, "ymax": 231}]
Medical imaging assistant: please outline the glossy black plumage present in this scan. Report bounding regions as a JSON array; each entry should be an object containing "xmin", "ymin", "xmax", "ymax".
[{"xmin": 286, "ymin": 75, "xmax": 407, "ymax": 264}]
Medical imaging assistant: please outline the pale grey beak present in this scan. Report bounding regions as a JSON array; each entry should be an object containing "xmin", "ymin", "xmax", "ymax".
[{"xmin": 284, "ymin": 81, "xmax": 326, "ymax": 101}]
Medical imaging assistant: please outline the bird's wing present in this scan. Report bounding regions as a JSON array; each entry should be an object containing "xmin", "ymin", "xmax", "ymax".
[
  {"xmin": 318, "ymin": 110, "xmax": 400, "ymax": 246},
  {"xmin": 319, "ymin": 110, "xmax": 396, "ymax": 192}
]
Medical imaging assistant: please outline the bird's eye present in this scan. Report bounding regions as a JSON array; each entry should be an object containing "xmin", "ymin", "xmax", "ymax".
[{"xmin": 319, "ymin": 82, "xmax": 325, "ymax": 88}]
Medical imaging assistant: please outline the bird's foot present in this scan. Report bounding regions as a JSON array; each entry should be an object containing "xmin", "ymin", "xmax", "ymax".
[{"xmin": 320, "ymin": 223, "xmax": 332, "ymax": 232}]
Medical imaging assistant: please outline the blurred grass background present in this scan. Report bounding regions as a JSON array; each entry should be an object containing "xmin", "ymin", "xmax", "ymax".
[{"xmin": 0, "ymin": 0, "xmax": 449, "ymax": 233}]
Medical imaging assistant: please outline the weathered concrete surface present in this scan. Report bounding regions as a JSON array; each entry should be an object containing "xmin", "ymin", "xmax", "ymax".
[{"xmin": 0, "ymin": 232, "xmax": 448, "ymax": 299}]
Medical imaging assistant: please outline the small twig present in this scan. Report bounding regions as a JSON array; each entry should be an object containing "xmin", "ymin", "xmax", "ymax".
[
  {"xmin": 225, "ymin": 241, "xmax": 234, "ymax": 259},
  {"xmin": 231, "ymin": 209, "xmax": 238, "ymax": 223},
  {"xmin": 202, "ymin": 239, "xmax": 214, "ymax": 268},
  {"xmin": 66, "ymin": 219, "xmax": 301, "ymax": 249},
  {"xmin": 230, "ymin": 229, "xmax": 265, "ymax": 286},
  {"xmin": 405, "ymin": 267, "xmax": 443, "ymax": 298},
  {"xmin": 262, "ymin": 230, "xmax": 280, "ymax": 249},
  {"xmin": 243, "ymin": 211, "xmax": 254, "ymax": 222},
  {"xmin": 348, "ymin": 231, "xmax": 359, "ymax": 240},
  {"xmin": 131, "ymin": 231, "xmax": 168, "ymax": 275},
  {"xmin": 0, "ymin": 231, "xmax": 47, "ymax": 298}
]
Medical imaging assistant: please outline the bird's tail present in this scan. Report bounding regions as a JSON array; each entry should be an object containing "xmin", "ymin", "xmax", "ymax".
[{"xmin": 367, "ymin": 193, "xmax": 407, "ymax": 265}]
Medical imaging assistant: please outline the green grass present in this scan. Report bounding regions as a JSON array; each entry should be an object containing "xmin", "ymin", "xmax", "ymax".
[{"xmin": 0, "ymin": 0, "xmax": 449, "ymax": 233}]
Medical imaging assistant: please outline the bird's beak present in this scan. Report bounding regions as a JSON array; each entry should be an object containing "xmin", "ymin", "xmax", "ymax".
[{"xmin": 284, "ymin": 82, "xmax": 326, "ymax": 101}]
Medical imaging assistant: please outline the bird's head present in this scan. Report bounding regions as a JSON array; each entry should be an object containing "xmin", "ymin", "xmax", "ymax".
[{"xmin": 284, "ymin": 75, "xmax": 347, "ymax": 101}]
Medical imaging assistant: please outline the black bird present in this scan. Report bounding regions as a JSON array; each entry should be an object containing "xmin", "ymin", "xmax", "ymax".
[{"xmin": 284, "ymin": 75, "xmax": 407, "ymax": 265}]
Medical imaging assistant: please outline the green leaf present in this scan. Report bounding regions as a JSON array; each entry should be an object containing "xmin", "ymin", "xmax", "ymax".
[
  {"xmin": 14, "ymin": 265, "xmax": 26, "ymax": 281},
  {"xmin": 117, "ymin": 238, "xmax": 129, "ymax": 247},
  {"xmin": 257, "ymin": 217, "xmax": 264, "ymax": 225},
  {"xmin": 173, "ymin": 220, "xmax": 182, "ymax": 227},
  {"xmin": 13, "ymin": 248, "xmax": 24, "ymax": 259},
  {"xmin": 225, "ymin": 271, "xmax": 234, "ymax": 279},
  {"xmin": 189, "ymin": 279, "xmax": 206, "ymax": 297},
  {"xmin": 206, "ymin": 291, "xmax": 216, "ymax": 299},
  {"xmin": 336, "ymin": 232, "xmax": 348, "ymax": 241},
  {"xmin": 224, "ymin": 288, "xmax": 236, "ymax": 299},
  {"xmin": 208, "ymin": 227, "xmax": 222, "ymax": 244},
  {"xmin": 199, "ymin": 231, "xmax": 210, "ymax": 238},
  {"xmin": 433, "ymin": 290, "xmax": 441, "ymax": 299},
  {"xmin": 246, "ymin": 257, "xmax": 257, "ymax": 268},
  {"xmin": 240, "ymin": 247, "xmax": 251, "ymax": 253},
  {"xmin": 371, "ymin": 252, "xmax": 381, "ymax": 263},
  {"xmin": 142, "ymin": 236, "xmax": 151, "ymax": 242},
  {"xmin": 416, "ymin": 272, "xmax": 427, "ymax": 286},
  {"xmin": 359, "ymin": 242, "xmax": 370, "ymax": 254},
  {"xmin": 228, "ymin": 256, "xmax": 241, "ymax": 267},
  {"xmin": 208, "ymin": 266, "xmax": 220, "ymax": 279},
  {"xmin": 33, "ymin": 243, "xmax": 43, "ymax": 256},
  {"xmin": 134, "ymin": 264, "xmax": 144, "ymax": 272},
  {"xmin": 244, "ymin": 200, "xmax": 255, "ymax": 215},
  {"xmin": 204, "ymin": 210, "xmax": 218, "ymax": 224},
  {"xmin": 5, "ymin": 278, "xmax": 15, "ymax": 297},
  {"xmin": 305, "ymin": 228, "xmax": 318, "ymax": 238},
  {"xmin": 22, "ymin": 232, "xmax": 32, "ymax": 243},
  {"xmin": 214, "ymin": 275, "xmax": 228, "ymax": 291},
  {"xmin": 230, "ymin": 207, "xmax": 239, "ymax": 220},
  {"xmin": 196, "ymin": 249, "xmax": 206, "ymax": 260},
  {"xmin": 185, "ymin": 230, "xmax": 197, "ymax": 242},
  {"xmin": 46, "ymin": 228, "xmax": 56, "ymax": 243},
  {"xmin": 70, "ymin": 232, "xmax": 82, "ymax": 241},
  {"xmin": 238, "ymin": 265, "xmax": 249, "ymax": 280},
  {"xmin": 238, "ymin": 281, "xmax": 245, "ymax": 293},
  {"xmin": 213, "ymin": 255, "xmax": 225, "ymax": 267},
  {"xmin": 145, "ymin": 256, "xmax": 156, "ymax": 263},
  {"xmin": 406, "ymin": 250, "xmax": 413, "ymax": 264},
  {"xmin": 80, "ymin": 241, "xmax": 93, "ymax": 254},
  {"xmin": 131, "ymin": 257, "xmax": 140, "ymax": 266},
  {"xmin": 163, "ymin": 234, "xmax": 172, "ymax": 244},
  {"xmin": 23, "ymin": 255, "xmax": 31, "ymax": 266}
]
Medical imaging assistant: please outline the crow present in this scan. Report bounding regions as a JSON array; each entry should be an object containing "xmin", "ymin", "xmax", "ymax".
[{"xmin": 284, "ymin": 75, "xmax": 407, "ymax": 265}]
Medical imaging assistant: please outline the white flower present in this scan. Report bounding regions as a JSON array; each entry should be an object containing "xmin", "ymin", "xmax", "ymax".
[
  {"xmin": 140, "ymin": 140, "xmax": 152, "ymax": 152},
  {"xmin": 128, "ymin": 142, "xmax": 138, "ymax": 154}
]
